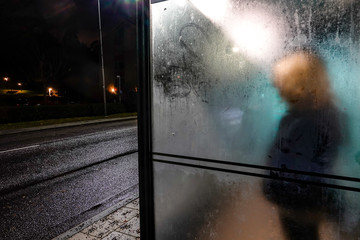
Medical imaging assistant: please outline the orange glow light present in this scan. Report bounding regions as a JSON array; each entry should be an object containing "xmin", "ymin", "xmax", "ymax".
[{"xmin": 108, "ymin": 85, "xmax": 117, "ymax": 94}]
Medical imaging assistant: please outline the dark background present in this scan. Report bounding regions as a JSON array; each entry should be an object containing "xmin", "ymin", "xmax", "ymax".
[{"xmin": 0, "ymin": 0, "xmax": 138, "ymax": 121}]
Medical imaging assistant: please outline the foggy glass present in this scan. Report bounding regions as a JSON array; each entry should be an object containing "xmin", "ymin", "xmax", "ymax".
[
  {"xmin": 154, "ymin": 162, "xmax": 360, "ymax": 239},
  {"xmin": 151, "ymin": 0, "xmax": 360, "ymax": 239}
]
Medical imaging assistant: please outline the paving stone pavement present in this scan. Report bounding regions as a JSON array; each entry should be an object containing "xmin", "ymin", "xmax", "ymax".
[{"xmin": 64, "ymin": 199, "xmax": 140, "ymax": 240}]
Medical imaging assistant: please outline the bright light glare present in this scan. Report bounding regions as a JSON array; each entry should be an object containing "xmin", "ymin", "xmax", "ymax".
[
  {"xmin": 18, "ymin": 83, "xmax": 22, "ymax": 86},
  {"xmin": 188, "ymin": 0, "xmax": 285, "ymax": 64},
  {"xmin": 226, "ymin": 9, "xmax": 284, "ymax": 64},
  {"xmin": 3, "ymin": 77, "xmax": 9, "ymax": 81},
  {"xmin": 189, "ymin": 0, "xmax": 229, "ymax": 22},
  {"xmin": 233, "ymin": 18, "xmax": 272, "ymax": 58},
  {"xmin": 174, "ymin": 0, "xmax": 187, "ymax": 7}
]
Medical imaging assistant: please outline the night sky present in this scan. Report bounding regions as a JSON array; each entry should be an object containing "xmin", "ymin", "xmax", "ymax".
[
  {"xmin": 0, "ymin": 0, "xmax": 136, "ymax": 102},
  {"xmin": 27, "ymin": 0, "xmax": 135, "ymax": 44}
]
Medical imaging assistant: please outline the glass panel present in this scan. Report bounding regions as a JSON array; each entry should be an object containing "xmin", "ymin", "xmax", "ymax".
[
  {"xmin": 151, "ymin": 0, "xmax": 360, "ymax": 239},
  {"xmin": 154, "ymin": 162, "xmax": 360, "ymax": 239},
  {"xmin": 151, "ymin": 0, "xmax": 360, "ymax": 178}
]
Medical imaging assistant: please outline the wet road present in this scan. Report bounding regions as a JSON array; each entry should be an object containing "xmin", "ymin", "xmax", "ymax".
[{"xmin": 0, "ymin": 120, "xmax": 138, "ymax": 240}]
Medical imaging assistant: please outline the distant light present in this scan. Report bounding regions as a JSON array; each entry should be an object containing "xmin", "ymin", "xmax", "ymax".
[
  {"xmin": 232, "ymin": 47, "xmax": 240, "ymax": 53},
  {"xmin": 3, "ymin": 77, "xmax": 9, "ymax": 81},
  {"xmin": 48, "ymin": 87, "xmax": 53, "ymax": 96},
  {"xmin": 18, "ymin": 83, "xmax": 22, "ymax": 86},
  {"xmin": 111, "ymin": 87, "xmax": 116, "ymax": 93}
]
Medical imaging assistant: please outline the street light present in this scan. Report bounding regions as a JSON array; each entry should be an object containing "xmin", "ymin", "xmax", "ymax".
[
  {"xmin": 48, "ymin": 87, "xmax": 53, "ymax": 96},
  {"xmin": 97, "ymin": 0, "xmax": 107, "ymax": 116},
  {"xmin": 3, "ymin": 77, "xmax": 9, "ymax": 90},
  {"xmin": 116, "ymin": 75, "xmax": 121, "ymax": 104},
  {"xmin": 18, "ymin": 83, "xmax": 22, "ymax": 92}
]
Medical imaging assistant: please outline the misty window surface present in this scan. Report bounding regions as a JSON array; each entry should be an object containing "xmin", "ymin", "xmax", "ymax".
[
  {"xmin": 151, "ymin": 0, "xmax": 360, "ymax": 239},
  {"xmin": 152, "ymin": 0, "xmax": 360, "ymax": 178},
  {"xmin": 153, "ymin": 162, "xmax": 359, "ymax": 240}
]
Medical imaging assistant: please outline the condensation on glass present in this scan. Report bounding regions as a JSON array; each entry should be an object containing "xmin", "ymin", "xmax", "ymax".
[
  {"xmin": 151, "ymin": 0, "xmax": 360, "ymax": 239},
  {"xmin": 153, "ymin": 162, "xmax": 360, "ymax": 239}
]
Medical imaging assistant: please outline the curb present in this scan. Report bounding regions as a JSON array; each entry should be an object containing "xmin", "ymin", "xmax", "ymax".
[
  {"xmin": 53, "ymin": 188, "xmax": 139, "ymax": 240},
  {"xmin": 0, "ymin": 116, "xmax": 137, "ymax": 136}
]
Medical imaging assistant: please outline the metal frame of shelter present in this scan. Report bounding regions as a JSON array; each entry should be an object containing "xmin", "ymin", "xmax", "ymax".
[{"xmin": 136, "ymin": 0, "xmax": 155, "ymax": 239}]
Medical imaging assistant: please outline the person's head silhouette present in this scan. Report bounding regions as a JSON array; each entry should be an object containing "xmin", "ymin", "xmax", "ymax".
[{"xmin": 273, "ymin": 50, "xmax": 332, "ymax": 110}]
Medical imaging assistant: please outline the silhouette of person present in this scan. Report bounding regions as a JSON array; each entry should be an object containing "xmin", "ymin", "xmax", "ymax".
[{"xmin": 263, "ymin": 49, "xmax": 342, "ymax": 240}]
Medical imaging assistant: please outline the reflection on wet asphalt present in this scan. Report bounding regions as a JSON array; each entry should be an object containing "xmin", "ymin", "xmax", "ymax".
[{"xmin": 0, "ymin": 121, "xmax": 138, "ymax": 240}]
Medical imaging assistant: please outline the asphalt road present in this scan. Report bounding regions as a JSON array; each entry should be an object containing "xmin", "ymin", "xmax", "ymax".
[{"xmin": 0, "ymin": 120, "xmax": 138, "ymax": 240}]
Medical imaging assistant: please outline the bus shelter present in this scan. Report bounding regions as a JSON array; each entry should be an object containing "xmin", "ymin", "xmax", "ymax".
[{"xmin": 137, "ymin": 0, "xmax": 360, "ymax": 239}]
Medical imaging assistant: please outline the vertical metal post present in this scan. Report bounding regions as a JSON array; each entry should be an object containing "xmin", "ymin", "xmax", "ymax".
[
  {"xmin": 97, "ymin": 0, "xmax": 107, "ymax": 116},
  {"xmin": 117, "ymin": 75, "xmax": 121, "ymax": 104},
  {"xmin": 137, "ymin": 0, "xmax": 155, "ymax": 239}
]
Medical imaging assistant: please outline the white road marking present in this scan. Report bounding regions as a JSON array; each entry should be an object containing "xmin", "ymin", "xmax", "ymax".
[
  {"xmin": 0, "ymin": 145, "xmax": 40, "ymax": 154},
  {"xmin": 0, "ymin": 127, "xmax": 137, "ymax": 154}
]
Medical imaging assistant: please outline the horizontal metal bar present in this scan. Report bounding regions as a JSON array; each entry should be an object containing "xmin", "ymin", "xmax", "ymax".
[{"xmin": 153, "ymin": 152, "xmax": 360, "ymax": 183}]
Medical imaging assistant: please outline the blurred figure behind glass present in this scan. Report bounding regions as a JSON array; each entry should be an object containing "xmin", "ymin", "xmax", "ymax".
[{"xmin": 263, "ymin": 50, "xmax": 342, "ymax": 240}]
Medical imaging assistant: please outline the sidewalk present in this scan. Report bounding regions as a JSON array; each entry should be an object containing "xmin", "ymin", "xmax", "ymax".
[{"xmin": 54, "ymin": 198, "xmax": 140, "ymax": 240}]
